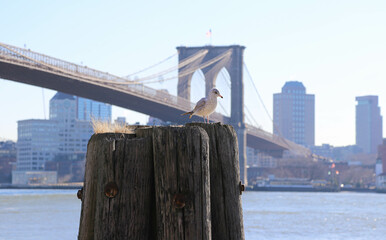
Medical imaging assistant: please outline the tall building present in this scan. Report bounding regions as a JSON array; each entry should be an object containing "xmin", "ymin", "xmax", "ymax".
[
  {"xmin": 355, "ymin": 96, "xmax": 383, "ymax": 154},
  {"xmin": 49, "ymin": 93, "xmax": 94, "ymax": 156},
  {"xmin": 16, "ymin": 92, "xmax": 96, "ymax": 171},
  {"xmin": 273, "ymin": 81, "xmax": 315, "ymax": 146},
  {"xmin": 13, "ymin": 92, "xmax": 108, "ymax": 184},
  {"xmin": 16, "ymin": 119, "xmax": 58, "ymax": 171},
  {"xmin": 77, "ymin": 97, "xmax": 111, "ymax": 121}
]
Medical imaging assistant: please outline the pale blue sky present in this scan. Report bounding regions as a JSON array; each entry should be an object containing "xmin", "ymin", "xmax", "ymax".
[{"xmin": 1, "ymin": 0, "xmax": 385, "ymax": 146}]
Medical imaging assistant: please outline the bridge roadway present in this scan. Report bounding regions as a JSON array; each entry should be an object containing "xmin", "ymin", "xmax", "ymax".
[{"xmin": 0, "ymin": 42, "xmax": 308, "ymax": 157}]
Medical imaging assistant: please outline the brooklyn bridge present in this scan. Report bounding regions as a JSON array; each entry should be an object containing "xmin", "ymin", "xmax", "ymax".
[{"xmin": 0, "ymin": 42, "xmax": 311, "ymax": 183}]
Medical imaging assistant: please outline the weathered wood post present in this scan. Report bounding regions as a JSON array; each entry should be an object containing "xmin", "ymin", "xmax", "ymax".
[
  {"xmin": 136, "ymin": 126, "xmax": 211, "ymax": 240},
  {"xmin": 187, "ymin": 123, "xmax": 245, "ymax": 240},
  {"xmin": 78, "ymin": 133, "xmax": 155, "ymax": 240},
  {"xmin": 78, "ymin": 126, "xmax": 212, "ymax": 240}
]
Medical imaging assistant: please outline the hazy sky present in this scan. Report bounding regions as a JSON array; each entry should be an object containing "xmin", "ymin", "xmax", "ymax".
[{"xmin": 1, "ymin": 0, "xmax": 385, "ymax": 146}]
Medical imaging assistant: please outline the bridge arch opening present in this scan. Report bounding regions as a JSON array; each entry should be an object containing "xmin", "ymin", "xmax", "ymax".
[
  {"xmin": 190, "ymin": 69, "xmax": 206, "ymax": 104},
  {"xmin": 214, "ymin": 67, "xmax": 231, "ymax": 117}
]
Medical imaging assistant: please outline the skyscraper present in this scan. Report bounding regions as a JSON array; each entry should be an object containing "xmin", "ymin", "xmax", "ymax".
[
  {"xmin": 16, "ymin": 92, "xmax": 95, "ymax": 172},
  {"xmin": 355, "ymin": 95, "xmax": 383, "ymax": 154},
  {"xmin": 273, "ymin": 81, "xmax": 315, "ymax": 146},
  {"xmin": 13, "ymin": 92, "xmax": 109, "ymax": 184},
  {"xmin": 77, "ymin": 97, "xmax": 111, "ymax": 121},
  {"xmin": 49, "ymin": 93, "xmax": 95, "ymax": 155},
  {"xmin": 16, "ymin": 119, "xmax": 58, "ymax": 171}
]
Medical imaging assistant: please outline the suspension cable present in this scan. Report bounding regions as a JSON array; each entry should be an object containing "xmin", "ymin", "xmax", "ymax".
[
  {"xmin": 102, "ymin": 49, "xmax": 232, "ymax": 85},
  {"xmin": 124, "ymin": 53, "xmax": 177, "ymax": 78},
  {"xmin": 128, "ymin": 49, "xmax": 208, "ymax": 82},
  {"xmin": 243, "ymin": 63, "xmax": 296, "ymax": 152},
  {"xmin": 243, "ymin": 63, "xmax": 275, "ymax": 125}
]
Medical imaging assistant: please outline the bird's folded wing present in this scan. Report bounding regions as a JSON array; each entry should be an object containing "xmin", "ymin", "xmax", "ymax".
[{"xmin": 193, "ymin": 97, "xmax": 207, "ymax": 112}]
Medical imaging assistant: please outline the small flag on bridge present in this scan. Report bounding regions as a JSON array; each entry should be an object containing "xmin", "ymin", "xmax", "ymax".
[
  {"xmin": 206, "ymin": 29, "xmax": 212, "ymax": 45},
  {"xmin": 206, "ymin": 29, "xmax": 212, "ymax": 37}
]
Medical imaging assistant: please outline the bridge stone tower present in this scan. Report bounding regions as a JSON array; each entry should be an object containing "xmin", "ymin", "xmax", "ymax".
[{"xmin": 177, "ymin": 45, "xmax": 247, "ymax": 185}]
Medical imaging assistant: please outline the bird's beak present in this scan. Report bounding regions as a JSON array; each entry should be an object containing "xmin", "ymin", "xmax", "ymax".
[{"xmin": 219, "ymin": 94, "xmax": 223, "ymax": 98}]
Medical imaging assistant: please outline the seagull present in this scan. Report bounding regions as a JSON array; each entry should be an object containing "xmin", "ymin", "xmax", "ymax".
[{"xmin": 181, "ymin": 88, "xmax": 223, "ymax": 123}]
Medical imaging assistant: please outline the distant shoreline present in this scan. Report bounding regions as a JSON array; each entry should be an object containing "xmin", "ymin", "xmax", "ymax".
[
  {"xmin": 0, "ymin": 183, "xmax": 83, "ymax": 190},
  {"xmin": 247, "ymin": 186, "xmax": 379, "ymax": 193},
  {"xmin": 1, "ymin": 184, "xmax": 383, "ymax": 193}
]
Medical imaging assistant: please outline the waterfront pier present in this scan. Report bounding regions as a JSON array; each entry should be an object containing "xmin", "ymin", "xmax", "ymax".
[{"xmin": 78, "ymin": 123, "xmax": 244, "ymax": 240}]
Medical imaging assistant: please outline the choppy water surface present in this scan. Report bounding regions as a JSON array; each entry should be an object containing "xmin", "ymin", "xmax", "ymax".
[
  {"xmin": 0, "ymin": 189, "xmax": 385, "ymax": 240},
  {"xmin": 243, "ymin": 191, "xmax": 386, "ymax": 240},
  {"xmin": 0, "ymin": 189, "xmax": 81, "ymax": 240}
]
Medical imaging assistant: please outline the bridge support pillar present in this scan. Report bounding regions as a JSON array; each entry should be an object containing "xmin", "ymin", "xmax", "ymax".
[
  {"xmin": 229, "ymin": 46, "xmax": 247, "ymax": 186},
  {"xmin": 235, "ymin": 126, "xmax": 247, "ymax": 185}
]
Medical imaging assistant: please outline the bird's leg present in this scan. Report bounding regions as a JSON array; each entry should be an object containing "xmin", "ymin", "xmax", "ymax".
[{"xmin": 207, "ymin": 116, "xmax": 210, "ymax": 123}]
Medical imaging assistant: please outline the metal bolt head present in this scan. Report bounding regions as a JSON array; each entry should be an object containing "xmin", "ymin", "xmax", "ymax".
[
  {"xmin": 239, "ymin": 181, "xmax": 245, "ymax": 195},
  {"xmin": 77, "ymin": 188, "xmax": 83, "ymax": 200},
  {"xmin": 173, "ymin": 193, "xmax": 186, "ymax": 209},
  {"xmin": 104, "ymin": 182, "xmax": 119, "ymax": 198}
]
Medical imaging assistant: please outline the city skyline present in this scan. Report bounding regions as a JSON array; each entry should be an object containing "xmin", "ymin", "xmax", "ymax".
[
  {"xmin": 1, "ymin": 1, "xmax": 386, "ymax": 146},
  {"xmin": 15, "ymin": 92, "xmax": 109, "ymax": 171},
  {"xmin": 13, "ymin": 91, "xmax": 107, "ymax": 184}
]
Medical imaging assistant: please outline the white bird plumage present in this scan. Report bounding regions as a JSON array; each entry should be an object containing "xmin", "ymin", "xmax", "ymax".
[{"xmin": 181, "ymin": 88, "xmax": 223, "ymax": 123}]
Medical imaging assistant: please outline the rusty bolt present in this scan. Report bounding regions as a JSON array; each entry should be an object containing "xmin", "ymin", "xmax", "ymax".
[
  {"xmin": 77, "ymin": 187, "xmax": 83, "ymax": 200},
  {"xmin": 104, "ymin": 182, "xmax": 119, "ymax": 198},
  {"xmin": 173, "ymin": 193, "xmax": 186, "ymax": 209},
  {"xmin": 239, "ymin": 181, "xmax": 245, "ymax": 195}
]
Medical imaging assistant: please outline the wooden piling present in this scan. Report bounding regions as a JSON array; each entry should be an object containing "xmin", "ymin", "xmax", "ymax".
[
  {"xmin": 78, "ymin": 126, "xmax": 212, "ymax": 240},
  {"xmin": 137, "ymin": 126, "xmax": 211, "ymax": 240},
  {"xmin": 78, "ymin": 133, "xmax": 155, "ymax": 240},
  {"xmin": 187, "ymin": 123, "xmax": 245, "ymax": 240}
]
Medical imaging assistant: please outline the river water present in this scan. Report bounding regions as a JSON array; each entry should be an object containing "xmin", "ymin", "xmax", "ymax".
[{"xmin": 0, "ymin": 189, "xmax": 385, "ymax": 240}]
